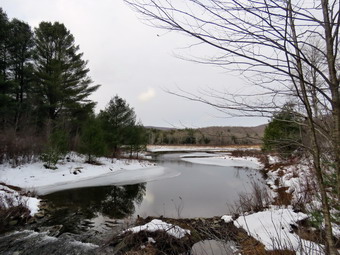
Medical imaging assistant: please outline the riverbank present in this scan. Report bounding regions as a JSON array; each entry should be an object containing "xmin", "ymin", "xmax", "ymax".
[
  {"xmin": 147, "ymin": 144, "xmax": 261, "ymax": 152},
  {"xmin": 104, "ymin": 149, "xmax": 332, "ymax": 255},
  {"xmin": 0, "ymin": 146, "xmax": 337, "ymax": 254},
  {"xmin": 0, "ymin": 152, "xmax": 178, "ymax": 196}
]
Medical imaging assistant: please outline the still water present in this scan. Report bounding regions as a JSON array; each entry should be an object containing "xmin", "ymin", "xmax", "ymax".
[{"xmin": 43, "ymin": 153, "xmax": 264, "ymax": 224}]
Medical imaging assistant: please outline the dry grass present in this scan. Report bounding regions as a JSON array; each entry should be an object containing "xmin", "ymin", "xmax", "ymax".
[
  {"xmin": 273, "ymin": 187, "xmax": 293, "ymax": 206},
  {"xmin": 0, "ymin": 195, "xmax": 31, "ymax": 234},
  {"xmin": 228, "ymin": 180, "xmax": 271, "ymax": 215}
]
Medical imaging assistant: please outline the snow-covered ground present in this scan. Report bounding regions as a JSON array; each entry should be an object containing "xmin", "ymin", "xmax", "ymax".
[
  {"xmin": 264, "ymin": 157, "xmax": 340, "ymax": 239},
  {"xmin": 147, "ymin": 145, "xmax": 260, "ymax": 152},
  {"xmin": 266, "ymin": 158, "xmax": 315, "ymax": 205},
  {"xmin": 0, "ymin": 152, "xmax": 179, "ymax": 196},
  {"xmin": 0, "ymin": 184, "xmax": 40, "ymax": 216},
  {"xmin": 223, "ymin": 207, "xmax": 324, "ymax": 255},
  {"xmin": 125, "ymin": 219, "xmax": 191, "ymax": 239},
  {"xmin": 180, "ymin": 152, "xmax": 262, "ymax": 169}
]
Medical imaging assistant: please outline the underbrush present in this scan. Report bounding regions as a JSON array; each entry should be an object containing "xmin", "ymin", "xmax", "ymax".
[
  {"xmin": 0, "ymin": 130, "xmax": 44, "ymax": 167},
  {"xmin": 0, "ymin": 194, "xmax": 32, "ymax": 234},
  {"xmin": 107, "ymin": 216, "xmax": 306, "ymax": 255},
  {"xmin": 259, "ymin": 154, "xmax": 340, "ymax": 251},
  {"xmin": 223, "ymin": 151, "xmax": 339, "ymax": 254},
  {"xmin": 228, "ymin": 181, "xmax": 271, "ymax": 215},
  {"xmin": 108, "ymin": 216, "xmax": 242, "ymax": 255}
]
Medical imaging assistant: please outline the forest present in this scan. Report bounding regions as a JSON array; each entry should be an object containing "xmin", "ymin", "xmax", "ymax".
[{"xmin": 0, "ymin": 8, "xmax": 146, "ymax": 167}]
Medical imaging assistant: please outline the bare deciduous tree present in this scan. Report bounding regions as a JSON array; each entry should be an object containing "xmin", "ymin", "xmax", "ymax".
[{"xmin": 125, "ymin": 0, "xmax": 339, "ymax": 254}]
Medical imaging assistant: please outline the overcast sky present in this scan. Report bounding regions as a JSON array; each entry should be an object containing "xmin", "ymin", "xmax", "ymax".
[{"xmin": 1, "ymin": 0, "xmax": 268, "ymax": 128}]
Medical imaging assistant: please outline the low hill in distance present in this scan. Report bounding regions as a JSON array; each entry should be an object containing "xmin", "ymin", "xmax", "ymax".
[{"xmin": 146, "ymin": 124, "xmax": 266, "ymax": 146}]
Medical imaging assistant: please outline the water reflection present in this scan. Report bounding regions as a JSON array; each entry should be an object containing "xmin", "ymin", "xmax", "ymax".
[
  {"xmin": 100, "ymin": 184, "xmax": 145, "ymax": 218},
  {"xmin": 134, "ymin": 161, "xmax": 263, "ymax": 218},
  {"xmin": 44, "ymin": 183, "xmax": 146, "ymax": 220},
  {"xmin": 43, "ymin": 152, "xmax": 265, "ymax": 229}
]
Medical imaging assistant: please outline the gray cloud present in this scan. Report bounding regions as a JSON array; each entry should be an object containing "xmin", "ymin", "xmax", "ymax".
[{"xmin": 1, "ymin": 0, "xmax": 267, "ymax": 127}]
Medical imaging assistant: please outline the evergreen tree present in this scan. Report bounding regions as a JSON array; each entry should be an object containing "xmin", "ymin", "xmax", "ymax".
[
  {"xmin": 262, "ymin": 103, "xmax": 302, "ymax": 157},
  {"xmin": 0, "ymin": 9, "xmax": 11, "ymax": 129},
  {"xmin": 8, "ymin": 19, "xmax": 34, "ymax": 130},
  {"xmin": 0, "ymin": 8, "xmax": 9, "ymax": 79},
  {"xmin": 33, "ymin": 21, "xmax": 99, "ymax": 124},
  {"xmin": 80, "ymin": 117, "xmax": 107, "ymax": 163},
  {"xmin": 0, "ymin": 9, "xmax": 34, "ymax": 130},
  {"xmin": 99, "ymin": 95, "xmax": 136, "ymax": 157},
  {"xmin": 126, "ymin": 123, "xmax": 147, "ymax": 158},
  {"xmin": 40, "ymin": 128, "xmax": 69, "ymax": 169}
]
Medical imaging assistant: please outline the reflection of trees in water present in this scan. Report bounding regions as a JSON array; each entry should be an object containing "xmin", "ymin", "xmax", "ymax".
[
  {"xmin": 99, "ymin": 184, "xmax": 145, "ymax": 218},
  {"xmin": 44, "ymin": 183, "xmax": 146, "ymax": 221}
]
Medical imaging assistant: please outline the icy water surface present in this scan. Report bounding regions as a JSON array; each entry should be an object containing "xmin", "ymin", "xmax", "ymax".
[
  {"xmin": 0, "ymin": 152, "xmax": 264, "ymax": 254},
  {"xmin": 43, "ymin": 152, "xmax": 264, "ymax": 222}
]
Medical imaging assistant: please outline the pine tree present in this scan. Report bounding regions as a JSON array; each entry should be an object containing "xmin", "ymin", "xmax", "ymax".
[
  {"xmin": 80, "ymin": 117, "xmax": 107, "ymax": 163},
  {"xmin": 262, "ymin": 103, "xmax": 302, "ymax": 157},
  {"xmin": 126, "ymin": 123, "xmax": 147, "ymax": 158},
  {"xmin": 33, "ymin": 21, "xmax": 99, "ymax": 124},
  {"xmin": 0, "ymin": 9, "xmax": 11, "ymax": 129},
  {"xmin": 0, "ymin": 9, "xmax": 34, "ymax": 130},
  {"xmin": 99, "ymin": 95, "xmax": 136, "ymax": 157},
  {"xmin": 8, "ymin": 19, "xmax": 34, "ymax": 130}
]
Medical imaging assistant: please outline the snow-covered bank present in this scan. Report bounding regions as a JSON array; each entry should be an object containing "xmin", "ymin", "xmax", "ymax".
[
  {"xmin": 264, "ymin": 157, "xmax": 340, "ymax": 239},
  {"xmin": 0, "ymin": 153, "xmax": 178, "ymax": 195},
  {"xmin": 125, "ymin": 219, "xmax": 191, "ymax": 239},
  {"xmin": 147, "ymin": 145, "xmax": 260, "ymax": 152},
  {"xmin": 0, "ymin": 184, "xmax": 40, "ymax": 216},
  {"xmin": 36, "ymin": 166, "xmax": 178, "ymax": 195},
  {"xmin": 181, "ymin": 153, "xmax": 262, "ymax": 169},
  {"xmin": 223, "ymin": 207, "xmax": 324, "ymax": 254}
]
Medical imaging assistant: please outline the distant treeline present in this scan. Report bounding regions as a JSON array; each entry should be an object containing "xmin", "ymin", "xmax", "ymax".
[{"xmin": 146, "ymin": 125, "xmax": 265, "ymax": 146}]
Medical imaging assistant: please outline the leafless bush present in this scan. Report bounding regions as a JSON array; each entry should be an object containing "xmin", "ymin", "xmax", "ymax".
[
  {"xmin": 0, "ymin": 194, "xmax": 31, "ymax": 234},
  {"xmin": 171, "ymin": 197, "xmax": 184, "ymax": 218},
  {"xmin": 292, "ymin": 174, "xmax": 319, "ymax": 213},
  {"xmin": 0, "ymin": 129, "xmax": 46, "ymax": 166},
  {"xmin": 111, "ymin": 229, "xmax": 193, "ymax": 254},
  {"xmin": 229, "ymin": 181, "xmax": 271, "ymax": 215}
]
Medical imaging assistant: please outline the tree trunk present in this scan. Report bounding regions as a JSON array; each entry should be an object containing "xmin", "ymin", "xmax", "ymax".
[{"xmin": 287, "ymin": 1, "xmax": 338, "ymax": 253}]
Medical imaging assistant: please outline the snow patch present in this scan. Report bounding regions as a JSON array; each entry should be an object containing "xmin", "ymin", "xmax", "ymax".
[
  {"xmin": 0, "ymin": 184, "xmax": 40, "ymax": 216},
  {"xmin": 125, "ymin": 219, "xmax": 191, "ymax": 239},
  {"xmin": 181, "ymin": 154, "xmax": 262, "ymax": 169},
  {"xmin": 234, "ymin": 207, "xmax": 324, "ymax": 254},
  {"xmin": 221, "ymin": 215, "xmax": 233, "ymax": 223},
  {"xmin": 0, "ymin": 152, "xmax": 177, "ymax": 195},
  {"xmin": 147, "ymin": 145, "xmax": 260, "ymax": 152}
]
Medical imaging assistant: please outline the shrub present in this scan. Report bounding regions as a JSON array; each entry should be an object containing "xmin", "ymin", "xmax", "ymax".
[
  {"xmin": 41, "ymin": 129, "xmax": 69, "ymax": 169},
  {"xmin": 262, "ymin": 103, "xmax": 302, "ymax": 157},
  {"xmin": 0, "ymin": 193, "xmax": 31, "ymax": 234},
  {"xmin": 79, "ymin": 117, "xmax": 107, "ymax": 163}
]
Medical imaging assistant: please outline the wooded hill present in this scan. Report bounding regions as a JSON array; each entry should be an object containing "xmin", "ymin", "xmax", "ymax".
[{"xmin": 146, "ymin": 124, "xmax": 266, "ymax": 146}]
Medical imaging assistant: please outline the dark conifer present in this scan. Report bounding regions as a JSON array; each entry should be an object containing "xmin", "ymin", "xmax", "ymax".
[{"xmin": 33, "ymin": 21, "xmax": 99, "ymax": 123}]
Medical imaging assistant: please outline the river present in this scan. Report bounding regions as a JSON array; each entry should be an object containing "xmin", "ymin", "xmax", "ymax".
[
  {"xmin": 43, "ymin": 152, "xmax": 264, "ymax": 224},
  {"xmin": 0, "ymin": 151, "xmax": 265, "ymax": 254}
]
